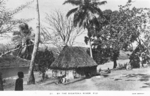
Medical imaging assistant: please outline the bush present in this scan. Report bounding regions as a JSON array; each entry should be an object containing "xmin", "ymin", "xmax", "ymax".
[
  {"xmin": 89, "ymin": 47, "xmax": 112, "ymax": 64},
  {"xmin": 35, "ymin": 50, "xmax": 55, "ymax": 80},
  {"xmin": 129, "ymin": 54, "xmax": 140, "ymax": 68}
]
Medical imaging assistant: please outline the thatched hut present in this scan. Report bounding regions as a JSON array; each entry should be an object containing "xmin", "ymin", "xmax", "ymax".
[{"xmin": 50, "ymin": 46, "xmax": 97, "ymax": 79}]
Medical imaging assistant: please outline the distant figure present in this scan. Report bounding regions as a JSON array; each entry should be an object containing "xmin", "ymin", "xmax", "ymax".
[
  {"xmin": 15, "ymin": 72, "xmax": 24, "ymax": 91},
  {"xmin": 98, "ymin": 68, "xmax": 101, "ymax": 73},
  {"xmin": 106, "ymin": 68, "xmax": 111, "ymax": 73},
  {"xmin": 126, "ymin": 63, "xmax": 132, "ymax": 70}
]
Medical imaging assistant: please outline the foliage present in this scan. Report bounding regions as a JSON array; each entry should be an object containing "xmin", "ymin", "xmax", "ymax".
[
  {"xmin": 129, "ymin": 52, "xmax": 141, "ymax": 68},
  {"xmin": 0, "ymin": 0, "xmax": 33, "ymax": 35},
  {"xmin": 91, "ymin": 47, "xmax": 111, "ymax": 64},
  {"xmin": 91, "ymin": 1, "xmax": 150, "ymax": 68},
  {"xmin": 139, "ymin": 9, "xmax": 150, "ymax": 65},
  {"xmin": 35, "ymin": 48, "xmax": 55, "ymax": 80},
  {"xmin": 129, "ymin": 42, "xmax": 150, "ymax": 68},
  {"xmin": 0, "ymin": 0, "xmax": 34, "ymax": 57},
  {"xmin": 64, "ymin": 0, "xmax": 106, "ymax": 28},
  {"xmin": 127, "ymin": 7, "xmax": 150, "ymax": 67},
  {"xmin": 0, "ymin": 43, "xmax": 14, "ymax": 56}
]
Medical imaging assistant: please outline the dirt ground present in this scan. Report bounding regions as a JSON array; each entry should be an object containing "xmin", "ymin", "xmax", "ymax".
[{"xmin": 3, "ymin": 66, "xmax": 150, "ymax": 91}]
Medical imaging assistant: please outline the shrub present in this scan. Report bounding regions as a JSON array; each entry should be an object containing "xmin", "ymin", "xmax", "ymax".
[
  {"xmin": 129, "ymin": 54, "xmax": 140, "ymax": 68},
  {"xmin": 35, "ymin": 50, "xmax": 55, "ymax": 80}
]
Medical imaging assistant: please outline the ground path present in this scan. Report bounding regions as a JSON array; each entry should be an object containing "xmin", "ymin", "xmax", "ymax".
[
  {"xmin": 3, "ymin": 66, "xmax": 150, "ymax": 91},
  {"xmin": 83, "ymin": 78, "xmax": 98, "ymax": 90}
]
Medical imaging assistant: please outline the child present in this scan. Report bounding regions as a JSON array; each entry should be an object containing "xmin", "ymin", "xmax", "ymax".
[{"xmin": 15, "ymin": 72, "xmax": 24, "ymax": 91}]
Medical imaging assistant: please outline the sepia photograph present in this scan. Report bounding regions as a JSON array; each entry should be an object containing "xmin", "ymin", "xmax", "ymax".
[{"xmin": 0, "ymin": 0, "xmax": 150, "ymax": 95}]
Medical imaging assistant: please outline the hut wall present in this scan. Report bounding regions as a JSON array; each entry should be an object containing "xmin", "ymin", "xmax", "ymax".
[
  {"xmin": 66, "ymin": 70, "xmax": 74, "ymax": 80},
  {"xmin": 75, "ymin": 66, "xmax": 97, "ymax": 77},
  {"xmin": 52, "ymin": 70, "xmax": 65, "ymax": 77}
]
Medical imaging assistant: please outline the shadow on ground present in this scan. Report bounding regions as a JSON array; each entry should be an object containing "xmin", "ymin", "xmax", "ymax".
[
  {"xmin": 114, "ymin": 78, "xmax": 122, "ymax": 81},
  {"xmin": 44, "ymin": 77, "xmax": 87, "ymax": 86},
  {"xmin": 141, "ymin": 83, "xmax": 150, "ymax": 88},
  {"xmin": 125, "ymin": 74, "xmax": 150, "ymax": 82},
  {"xmin": 125, "ymin": 73, "xmax": 150, "ymax": 89},
  {"xmin": 36, "ymin": 77, "xmax": 57, "ymax": 84},
  {"xmin": 64, "ymin": 78, "xmax": 86, "ymax": 85}
]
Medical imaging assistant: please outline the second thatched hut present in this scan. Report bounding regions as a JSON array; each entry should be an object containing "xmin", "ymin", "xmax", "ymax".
[{"xmin": 50, "ymin": 46, "xmax": 97, "ymax": 80}]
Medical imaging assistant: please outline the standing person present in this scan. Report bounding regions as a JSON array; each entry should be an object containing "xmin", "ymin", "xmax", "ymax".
[
  {"xmin": 0, "ymin": 72, "xmax": 3, "ymax": 90},
  {"xmin": 15, "ymin": 72, "xmax": 24, "ymax": 91}
]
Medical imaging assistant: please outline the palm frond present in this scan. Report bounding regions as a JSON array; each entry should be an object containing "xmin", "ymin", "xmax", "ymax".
[
  {"xmin": 73, "ymin": 12, "xmax": 80, "ymax": 27},
  {"xmin": 84, "ymin": 4, "xmax": 103, "ymax": 17},
  {"xmin": 93, "ymin": 6, "xmax": 103, "ymax": 17},
  {"xmin": 90, "ymin": 17, "xmax": 100, "ymax": 27},
  {"xmin": 63, "ymin": 0, "xmax": 82, "ymax": 5},
  {"xmin": 93, "ymin": 1, "xmax": 107, "ymax": 6},
  {"xmin": 73, "ymin": 10, "xmax": 88, "ymax": 27},
  {"xmin": 78, "ymin": 10, "xmax": 88, "ymax": 27},
  {"xmin": 103, "ymin": 9, "xmax": 112, "ymax": 16},
  {"xmin": 12, "ymin": 35, "xmax": 22, "ymax": 45},
  {"xmin": 66, "ymin": 7, "xmax": 78, "ymax": 17}
]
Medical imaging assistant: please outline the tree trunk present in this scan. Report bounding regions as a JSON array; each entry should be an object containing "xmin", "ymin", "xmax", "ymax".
[
  {"xmin": 89, "ymin": 38, "xmax": 93, "ymax": 58},
  {"xmin": 42, "ymin": 72, "xmax": 46, "ymax": 80},
  {"xmin": 112, "ymin": 50, "xmax": 119, "ymax": 69},
  {"xmin": 87, "ymin": 26, "xmax": 93, "ymax": 58},
  {"xmin": 27, "ymin": 0, "xmax": 40, "ymax": 85},
  {"xmin": 0, "ymin": 72, "xmax": 3, "ymax": 90},
  {"xmin": 113, "ymin": 59, "xmax": 117, "ymax": 69}
]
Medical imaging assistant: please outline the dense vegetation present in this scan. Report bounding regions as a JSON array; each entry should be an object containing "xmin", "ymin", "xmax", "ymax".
[{"xmin": 64, "ymin": 0, "xmax": 150, "ymax": 68}]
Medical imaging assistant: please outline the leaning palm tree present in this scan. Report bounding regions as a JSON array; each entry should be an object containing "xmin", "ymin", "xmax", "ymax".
[
  {"xmin": 63, "ymin": 0, "xmax": 107, "ymax": 58},
  {"xmin": 27, "ymin": 0, "xmax": 41, "ymax": 84},
  {"xmin": 12, "ymin": 23, "xmax": 34, "ymax": 59}
]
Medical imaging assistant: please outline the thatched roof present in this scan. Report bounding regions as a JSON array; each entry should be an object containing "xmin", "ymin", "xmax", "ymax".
[
  {"xmin": 0, "ymin": 55, "xmax": 30, "ymax": 68},
  {"xmin": 50, "ymin": 46, "xmax": 97, "ymax": 70}
]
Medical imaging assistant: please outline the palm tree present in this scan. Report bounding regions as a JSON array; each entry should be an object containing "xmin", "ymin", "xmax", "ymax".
[
  {"xmin": 12, "ymin": 23, "xmax": 34, "ymax": 60},
  {"xmin": 27, "ymin": 0, "xmax": 41, "ymax": 84},
  {"xmin": 63, "ymin": 0, "xmax": 107, "ymax": 58}
]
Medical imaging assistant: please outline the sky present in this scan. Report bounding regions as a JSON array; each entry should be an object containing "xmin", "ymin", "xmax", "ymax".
[
  {"xmin": 1, "ymin": 0, "xmax": 150, "ymax": 47},
  {"xmin": 6, "ymin": 0, "xmax": 150, "ymax": 28}
]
